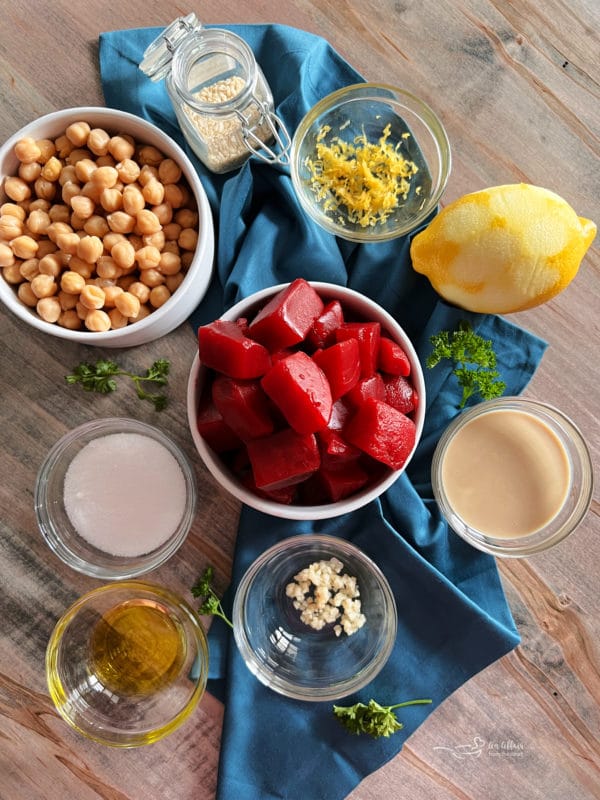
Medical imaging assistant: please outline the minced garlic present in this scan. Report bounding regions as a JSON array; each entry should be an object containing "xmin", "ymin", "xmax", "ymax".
[
  {"xmin": 285, "ymin": 557, "xmax": 366, "ymax": 637},
  {"xmin": 304, "ymin": 123, "xmax": 419, "ymax": 228}
]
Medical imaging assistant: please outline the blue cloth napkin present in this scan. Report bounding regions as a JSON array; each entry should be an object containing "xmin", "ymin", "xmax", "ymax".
[{"xmin": 99, "ymin": 23, "xmax": 547, "ymax": 800}]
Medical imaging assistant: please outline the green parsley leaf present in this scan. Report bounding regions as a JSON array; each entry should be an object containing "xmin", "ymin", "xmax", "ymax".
[
  {"xmin": 65, "ymin": 358, "xmax": 170, "ymax": 411},
  {"xmin": 427, "ymin": 320, "xmax": 506, "ymax": 407},
  {"xmin": 333, "ymin": 698, "xmax": 433, "ymax": 738},
  {"xmin": 191, "ymin": 566, "xmax": 233, "ymax": 629}
]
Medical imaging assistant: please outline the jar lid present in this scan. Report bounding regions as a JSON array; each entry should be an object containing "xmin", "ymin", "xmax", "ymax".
[{"xmin": 139, "ymin": 13, "xmax": 202, "ymax": 82}]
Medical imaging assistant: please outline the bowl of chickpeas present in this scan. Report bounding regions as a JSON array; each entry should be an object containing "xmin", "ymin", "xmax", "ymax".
[{"xmin": 0, "ymin": 106, "xmax": 214, "ymax": 346}]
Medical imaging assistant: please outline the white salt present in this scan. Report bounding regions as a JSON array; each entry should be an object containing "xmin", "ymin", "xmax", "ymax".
[{"xmin": 63, "ymin": 432, "xmax": 188, "ymax": 557}]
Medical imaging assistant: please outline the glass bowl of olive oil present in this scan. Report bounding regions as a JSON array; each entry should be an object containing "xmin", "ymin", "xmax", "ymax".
[{"xmin": 46, "ymin": 582, "xmax": 209, "ymax": 747}]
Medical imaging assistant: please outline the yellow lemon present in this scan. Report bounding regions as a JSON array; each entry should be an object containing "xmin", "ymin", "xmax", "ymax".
[{"xmin": 410, "ymin": 183, "xmax": 596, "ymax": 313}]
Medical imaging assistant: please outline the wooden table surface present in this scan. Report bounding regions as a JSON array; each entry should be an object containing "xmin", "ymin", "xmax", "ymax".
[{"xmin": 1, "ymin": 1, "xmax": 598, "ymax": 798}]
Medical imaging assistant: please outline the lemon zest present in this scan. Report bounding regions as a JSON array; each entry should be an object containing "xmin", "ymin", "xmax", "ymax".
[{"xmin": 304, "ymin": 124, "xmax": 419, "ymax": 228}]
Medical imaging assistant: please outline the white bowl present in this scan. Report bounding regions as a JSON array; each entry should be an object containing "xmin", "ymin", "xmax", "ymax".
[
  {"xmin": 0, "ymin": 106, "xmax": 214, "ymax": 347},
  {"xmin": 187, "ymin": 281, "xmax": 426, "ymax": 520}
]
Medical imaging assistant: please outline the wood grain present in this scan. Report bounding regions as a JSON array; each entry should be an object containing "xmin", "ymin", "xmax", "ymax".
[{"xmin": 1, "ymin": 1, "xmax": 599, "ymax": 799}]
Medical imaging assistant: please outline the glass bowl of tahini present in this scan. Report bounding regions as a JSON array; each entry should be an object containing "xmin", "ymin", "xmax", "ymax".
[
  {"xmin": 35, "ymin": 418, "xmax": 197, "ymax": 579},
  {"xmin": 431, "ymin": 397, "xmax": 593, "ymax": 557},
  {"xmin": 46, "ymin": 581, "xmax": 209, "ymax": 746}
]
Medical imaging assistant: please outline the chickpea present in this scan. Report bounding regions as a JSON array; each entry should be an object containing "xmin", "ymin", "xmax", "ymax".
[
  {"xmin": 47, "ymin": 221, "xmax": 73, "ymax": 242},
  {"xmin": 99, "ymin": 186, "xmax": 123, "ymax": 213},
  {"xmin": 2, "ymin": 262, "xmax": 22, "ymax": 283},
  {"xmin": 95, "ymin": 154, "xmax": 116, "ymax": 168},
  {"xmin": 66, "ymin": 147, "xmax": 93, "ymax": 166},
  {"xmin": 142, "ymin": 178, "xmax": 164, "ymax": 205},
  {"xmin": 102, "ymin": 231, "xmax": 126, "ymax": 251},
  {"xmin": 0, "ymin": 242, "xmax": 15, "ymax": 267},
  {"xmin": 108, "ymin": 307, "xmax": 128, "ymax": 329},
  {"xmin": 108, "ymin": 135, "xmax": 135, "ymax": 161},
  {"xmin": 158, "ymin": 158, "xmax": 182, "ymax": 185},
  {"xmin": 4, "ymin": 176, "xmax": 31, "ymax": 203},
  {"xmin": 77, "ymin": 235, "xmax": 103, "ymax": 264},
  {"xmin": 40, "ymin": 156, "xmax": 62, "ymax": 182},
  {"xmin": 19, "ymin": 259, "xmax": 39, "ymax": 282},
  {"xmin": 83, "ymin": 214, "xmax": 110, "ymax": 238},
  {"xmin": 139, "ymin": 268, "xmax": 164, "ymax": 288},
  {"xmin": 27, "ymin": 208, "xmax": 51, "ymax": 236},
  {"xmin": 60, "ymin": 270, "xmax": 86, "ymax": 294},
  {"xmin": 36, "ymin": 296, "xmax": 62, "ymax": 323},
  {"xmin": 30, "ymin": 273, "xmax": 57, "ymax": 298},
  {"xmin": 117, "ymin": 274, "xmax": 136, "ymax": 291},
  {"xmin": 80, "ymin": 180, "xmax": 102, "ymax": 204},
  {"xmin": 127, "ymin": 281, "xmax": 150, "ymax": 304},
  {"xmin": 19, "ymin": 161, "xmax": 42, "ymax": 182},
  {"xmin": 68, "ymin": 256, "xmax": 94, "ymax": 279},
  {"xmin": 181, "ymin": 250, "xmax": 194, "ymax": 270},
  {"xmin": 58, "ymin": 309, "xmax": 82, "ymax": 330},
  {"xmin": 138, "ymin": 145, "xmax": 164, "ymax": 167},
  {"xmin": 1, "ymin": 202, "xmax": 26, "ymax": 221},
  {"xmin": 85, "ymin": 309, "xmax": 111, "ymax": 332},
  {"xmin": 102, "ymin": 284, "xmax": 124, "ymax": 308},
  {"xmin": 38, "ymin": 253, "xmax": 64, "ymax": 277},
  {"xmin": 61, "ymin": 181, "xmax": 80, "ymax": 205},
  {"xmin": 178, "ymin": 228, "xmax": 198, "ymax": 251},
  {"xmin": 58, "ymin": 165, "xmax": 78, "ymax": 186},
  {"xmin": 115, "ymin": 290, "xmax": 140, "ymax": 319},
  {"xmin": 74, "ymin": 158, "xmax": 97, "ymax": 183},
  {"xmin": 139, "ymin": 165, "xmax": 159, "ymax": 186},
  {"xmin": 70, "ymin": 212, "xmax": 86, "ymax": 231},
  {"xmin": 121, "ymin": 184, "xmax": 145, "ymax": 216},
  {"xmin": 135, "ymin": 303, "xmax": 152, "ymax": 322},
  {"xmin": 136, "ymin": 209, "xmax": 161, "ymax": 235},
  {"xmin": 48, "ymin": 204, "xmax": 71, "ymax": 223},
  {"xmin": 96, "ymin": 256, "xmax": 122, "ymax": 280},
  {"xmin": 36, "ymin": 239, "xmax": 57, "ymax": 258},
  {"xmin": 87, "ymin": 128, "xmax": 110, "ymax": 156},
  {"xmin": 163, "ymin": 183, "xmax": 185, "ymax": 208},
  {"xmin": 14, "ymin": 137, "xmax": 42, "ymax": 164},
  {"xmin": 36, "ymin": 139, "xmax": 56, "ymax": 163},
  {"xmin": 158, "ymin": 251, "xmax": 182, "ymax": 276},
  {"xmin": 116, "ymin": 158, "xmax": 140, "ymax": 184},
  {"xmin": 55, "ymin": 134, "xmax": 74, "ymax": 158},
  {"xmin": 70, "ymin": 195, "xmax": 96, "ymax": 219},
  {"xmin": 151, "ymin": 202, "xmax": 173, "ymax": 226},
  {"xmin": 149, "ymin": 285, "xmax": 171, "ymax": 308},
  {"xmin": 107, "ymin": 210, "xmax": 135, "ymax": 234},
  {"xmin": 11, "ymin": 235, "xmax": 38, "ymax": 260},
  {"xmin": 143, "ymin": 230, "xmax": 165, "ymax": 251},
  {"xmin": 65, "ymin": 121, "xmax": 91, "ymax": 147},
  {"xmin": 163, "ymin": 222, "xmax": 182, "ymax": 241},
  {"xmin": 0, "ymin": 214, "xmax": 24, "ymax": 240},
  {"xmin": 175, "ymin": 208, "xmax": 198, "ymax": 228},
  {"xmin": 135, "ymin": 245, "xmax": 162, "ymax": 271},
  {"xmin": 55, "ymin": 231, "xmax": 80, "ymax": 255},
  {"xmin": 18, "ymin": 281, "xmax": 38, "ymax": 307},
  {"xmin": 91, "ymin": 165, "xmax": 119, "ymax": 190},
  {"xmin": 79, "ymin": 283, "xmax": 105, "ymax": 310},
  {"xmin": 111, "ymin": 239, "xmax": 135, "ymax": 269}
]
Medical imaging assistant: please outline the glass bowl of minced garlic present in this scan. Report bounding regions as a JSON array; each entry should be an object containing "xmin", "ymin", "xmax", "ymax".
[{"xmin": 291, "ymin": 83, "xmax": 451, "ymax": 242}]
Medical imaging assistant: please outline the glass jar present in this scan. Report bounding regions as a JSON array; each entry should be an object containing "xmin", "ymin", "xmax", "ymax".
[{"xmin": 140, "ymin": 14, "xmax": 291, "ymax": 174}]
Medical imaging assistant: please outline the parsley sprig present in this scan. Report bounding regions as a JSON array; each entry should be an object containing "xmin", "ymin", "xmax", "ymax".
[
  {"xmin": 427, "ymin": 320, "xmax": 506, "ymax": 407},
  {"xmin": 333, "ymin": 698, "xmax": 433, "ymax": 739},
  {"xmin": 191, "ymin": 566, "xmax": 233, "ymax": 629},
  {"xmin": 65, "ymin": 358, "xmax": 170, "ymax": 411}
]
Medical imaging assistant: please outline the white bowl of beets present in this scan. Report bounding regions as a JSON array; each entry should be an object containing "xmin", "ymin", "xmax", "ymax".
[{"xmin": 186, "ymin": 280, "xmax": 425, "ymax": 520}]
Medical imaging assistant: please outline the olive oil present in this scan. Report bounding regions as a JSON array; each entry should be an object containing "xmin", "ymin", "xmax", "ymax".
[{"xmin": 90, "ymin": 599, "xmax": 187, "ymax": 696}]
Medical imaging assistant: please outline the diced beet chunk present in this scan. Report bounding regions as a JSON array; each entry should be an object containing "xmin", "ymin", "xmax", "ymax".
[
  {"xmin": 344, "ymin": 399, "xmax": 416, "ymax": 470},
  {"xmin": 317, "ymin": 428, "xmax": 362, "ymax": 466},
  {"xmin": 345, "ymin": 373, "xmax": 386, "ymax": 407},
  {"xmin": 248, "ymin": 278, "xmax": 325, "ymax": 351},
  {"xmin": 212, "ymin": 375, "xmax": 276, "ymax": 441},
  {"xmin": 383, "ymin": 374, "xmax": 419, "ymax": 414},
  {"xmin": 196, "ymin": 387, "xmax": 243, "ymax": 452},
  {"xmin": 240, "ymin": 471, "xmax": 297, "ymax": 504},
  {"xmin": 314, "ymin": 461, "xmax": 370, "ymax": 502},
  {"xmin": 312, "ymin": 338, "xmax": 360, "ymax": 401},
  {"xmin": 247, "ymin": 428, "xmax": 320, "ymax": 491},
  {"xmin": 327, "ymin": 398, "xmax": 353, "ymax": 431},
  {"xmin": 335, "ymin": 321, "xmax": 381, "ymax": 379},
  {"xmin": 307, "ymin": 300, "xmax": 344, "ymax": 349},
  {"xmin": 261, "ymin": 351, "xmax": 332, "ymax": 434},
  {"xmin": 378, "ymin": 336, "xmax": 411, "ymax": 377},
  {"xmin": 198, "ymin": 319, "xmax": 271, "ymax": 379}
]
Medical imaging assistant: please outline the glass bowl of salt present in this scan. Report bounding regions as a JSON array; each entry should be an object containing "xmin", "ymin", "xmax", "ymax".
[{"xmin": 35, "ymin": 418, "xmax": 197, "ymax": 579}]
